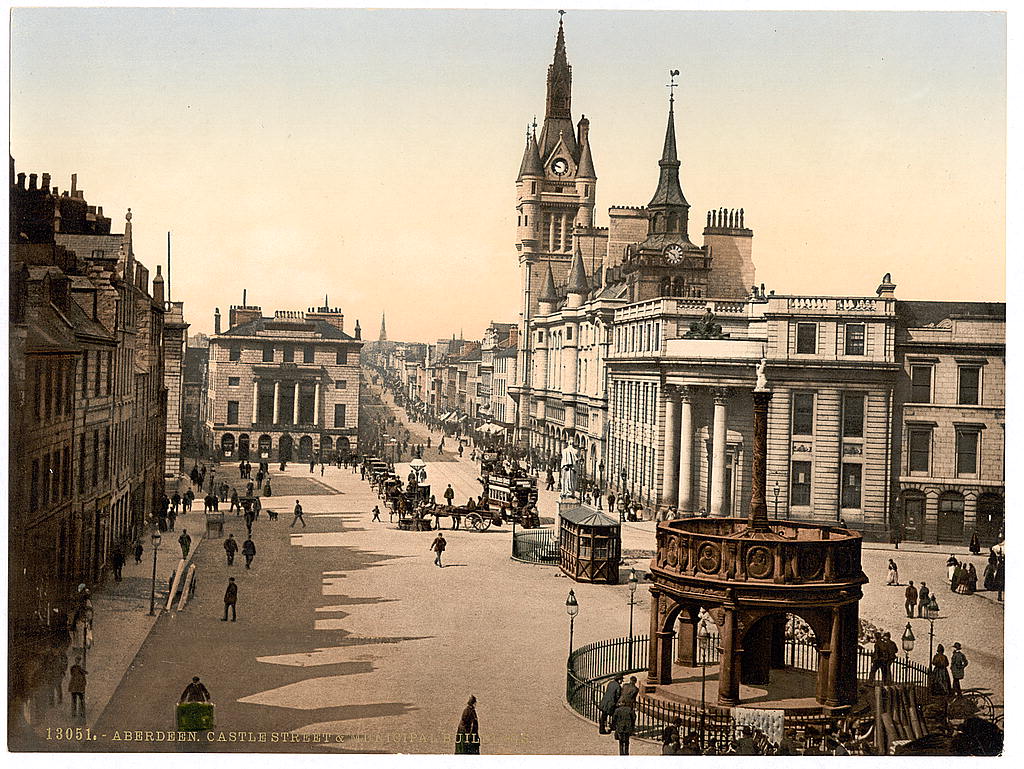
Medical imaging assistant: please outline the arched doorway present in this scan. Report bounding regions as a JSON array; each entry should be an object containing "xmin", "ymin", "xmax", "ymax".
[
  {"xmin": 901, "ymin": 490, "xmax": 924, "ymax": 541},
  {"xmin": 238, "ymin": 434, "xmax": 250, "ymax": 460},
  {"xmin": 976, "ymin": 493, "xmax": 1004, "ymax": 543},
  {"xmin": 279, "ymin": 434, "xmax": 294, "ymax": 462},
  {"xmin": 258, "ymin": 434, "xmax": 272, "ymax": 459},
  {"xmin": 220, "ymin": 433, "xmax": 236, "ymax": 459},
  {"xmin": 321, "ymin": 436, "xmax": 334, "ymax": 460},
  {"xmin": 298, "ymin": 435, "xmax": 314, "ymax": 460},
  {"xmin": 338, "ymin": 436, "xmax": 351, "ymax": 456},
  {"xmin": 938, "ymin": 491, "xmax": 965, "ymax": 542}
]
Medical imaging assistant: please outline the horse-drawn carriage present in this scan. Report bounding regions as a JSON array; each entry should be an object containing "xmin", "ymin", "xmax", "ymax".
[{"xmin": 478, "ymin": 451, "xmax": 541, "ymax": 528}]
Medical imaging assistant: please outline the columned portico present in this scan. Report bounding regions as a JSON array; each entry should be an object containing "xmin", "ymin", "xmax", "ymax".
[
  {"xmin": 677, "ymin": 386, "xmax": 694, "ymax": 512},
  {"xmin": 709, "ymin": 387, "xmax": 729, "ymax": 516},
  {"xmin": 661, "ymin": 387, "xmax": 680, "ymax": 509}
]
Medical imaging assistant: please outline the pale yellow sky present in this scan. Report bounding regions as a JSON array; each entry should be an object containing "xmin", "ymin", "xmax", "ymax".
[{"xmin": 10, "ymin": 9, "xmax": 1006, "ymax": 342}]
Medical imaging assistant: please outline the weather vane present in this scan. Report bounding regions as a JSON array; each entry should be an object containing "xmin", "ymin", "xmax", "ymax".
[
  {"xmin": 559, "ymin": 9, "xmax": 566, "ymax": 20},
  {"xmin": 667, "ymin": 69, "xmax": 680, "ymax": 102}
]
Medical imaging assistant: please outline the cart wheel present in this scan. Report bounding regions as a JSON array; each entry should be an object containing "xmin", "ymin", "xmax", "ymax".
[
  {"xmin": 467, "ymin": 513, "xmax": 483, "ymax": 531},
  {"xmin": 478, "ymin": 516, "xmax": 492, "ymax": 531}
]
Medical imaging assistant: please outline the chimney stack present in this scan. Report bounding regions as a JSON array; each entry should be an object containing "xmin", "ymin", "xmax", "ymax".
[
  {"xmin": 70, "ymin": 173, "xmax": 77, "ymax": 196},
  {"xmin": 214, "ymin": 307, "xmax": 221, "ymax": 334},
  {"xmin": 28, "ymin": 173, "xmax": 38, "ymax": 190},
  {"xmin": 41, "ymin": 173, "xmax": 51, "ymax": 192},
  {"xmin": 152, "ymin": 265, "xmax": 165, "ymax": 304}
]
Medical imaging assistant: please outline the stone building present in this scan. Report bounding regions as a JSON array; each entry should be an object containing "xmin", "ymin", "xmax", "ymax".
[
  {"xmin": 181, "ymin": 342, "xmax": 210, "ymax": 457},
  {"xmin": 163, "ymin": 300, "xmax": 189, "ymax": 481},
  {"xmin": 9, "ymin": 163, "xmax": 169, "ymax": 717},
  {"xmin": 205, "ymin": 301, "xmax": 364, "ymax": 462}
]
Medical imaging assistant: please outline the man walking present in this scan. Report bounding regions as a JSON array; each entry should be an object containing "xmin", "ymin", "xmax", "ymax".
[
  {"xmin": 242, "ymin": 537, "xmax": 256, "ymax": 569},
  {"xmin": 618, "ymin": 675, "xmax": 640, "ymax": 709},
  {"xmin": 430, "ymin": 532, "xmax": 447, "ymax": 567},
  {"xmin": 905, "ymin": 581, "xmax": 918, "ymax": 618},
  {"xmin": 230, "ymin": 489, "xmax": 240, "ymax": 513},
  {"xmin": 372, "ymin": 505, "xmax": 382, "ymax": 522},
  {"xmin": 222, "ymin": 577, "xmax": 237, "ymax": 621},
  {"xmin": 111, "ymin": 547, "xmax": 125, "ymax": 582},
  {"xmin": 133, "ymin": 539, "xmax": 144, "ymax": 564},
  {"xmin": 443, "ymin": 484, "xmax": 455, "ymax": 507},
  {"xmin": 917, "ymin": 581, "xmax": 931, "ymax": 618},
  {"xmin": 611, "ymin": 701, "xmax": 635, "ymax": 755},
  {"xmin": 950, "ymin": 642, "xmax": 969, "ymax": 696},
  {"xmin": 178, "ymin": 529, "xmax": 192, "ymax": 559},
  {"xmin": 69, "ymin": 656, "xmax": 87, "ymax": 719},
  {"xmin": 291, "ymin": 500, "xmax": 306, "ymax": 528},
  {"xmin": 223, "ymin": 533, "xmax": 238, "ymax": 566},
  {"xmin": 598, "ymin": 673, "xmax": 623, "ymax": 734},
  {"xmin": 244, "ymin": 506, "xmax": 256, "ymax": 536},
  {"xmin": 881, "ymin": 632, "xmax": 898, "ymax": 684}
]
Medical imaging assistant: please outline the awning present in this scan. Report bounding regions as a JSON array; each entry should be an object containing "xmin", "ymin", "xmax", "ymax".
[
  {"xmin": 439, "ymin": 411, "xmax": 454, "ymax": 421},
  {"xmin": 479, "ymin": 422, "xmax": 507, "ymax": 435}
]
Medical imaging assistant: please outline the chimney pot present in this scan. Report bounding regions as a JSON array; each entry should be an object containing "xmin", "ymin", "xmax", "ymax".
[
  {"xmin": 70, "ymin": 173, "xmax": 77, "ymax": 194},
  {"xmin": 17, "ymin": 172, "xmax": 25, "ymax": 189},
  {"xmin": 41, "ymin": 173, "xmax": 51, "ymax": 192},
  {"xmin": 28, "ymin": 173, "xmax": 38, "ymax": 190}
]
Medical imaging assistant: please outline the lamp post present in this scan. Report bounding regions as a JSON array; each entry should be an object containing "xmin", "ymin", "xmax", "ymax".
[
  {"xmin": 697, "ymin": 619, "xmax": 710, "ymax": 752},
  {"xmin": 627, "ymin": 568, "xmax": 638, "ymax": 669},
  {"xmin": 773, "ymin": 481, "xmax": 780, "ymax": 519},
  {"xmin": 565, "ymin": 590, "xmax": 579, "ymax": 659},
  {"xmin": 902, "ymin": 622, "xmax": 915, "ymax": 683},
  {"xmin": 149, "ymin": 530, "xmax": 162, "ymax": 616},
  {"xmin": 925, "ymin": 596, "xmax": 940, "ymax": 694}
]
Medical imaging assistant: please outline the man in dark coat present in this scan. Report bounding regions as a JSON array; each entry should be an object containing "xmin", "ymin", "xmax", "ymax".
[
  {"xmin": 111, "ymin": 547, "xmax": 125, "ymax": 581},
  {"xmin": 179, "ymin": 676, "xmax": 211, "ymax": 703},
  {"xmin": 69, "ymin": 656, "xmax": 87, "ymax": 718},
  {"xmin": 222, "ymin": 577, "xmax": 237, "ymax": 621},
  {"xmin": 917, "ymin": 582, "xmax": 931, "ymax": 617},
  {"xmin": 430, "ymin": 532, "xmax": 447, "ymax": 567},
  {"xmin": 242, "ymin": 537, "xmax": 256, "ymax": 569},
  {"xmin": 223, "ymin": 534, "xmax": 238, "ymax": 566},
  {"xmin": 454, "ymin": 695, "xmax": 479, "ymax": 754},
  {"xmin": 178, "ymin": 529, "xmax": 192, "ymax": 559},
  {"xmin": 133, "ymin": 539, "xmax": 144, "ymax": 564},
  {"xmin": 291, "ymin": 500, "xmax": 306, "ymax": 528},
  {"xmin": 611, "ymin": 702, "xmax": 635, "ymax": 755},
  {"xmin": 598, "ymin": 674, "xmax": 623, "ymax": 734},
  {"xmin": 905, "ymin": 581, "xmax": 918, "ymax": 618},
  {"xmin": 618, "ymin": 675, "xmax": 639, "ymax": 709}
]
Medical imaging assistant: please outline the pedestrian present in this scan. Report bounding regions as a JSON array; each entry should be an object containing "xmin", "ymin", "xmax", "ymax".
[
  {"xmin": 660, "ymin": 716, "xmax": 683, "ymax": 755},
  {"xmin": 969, "ymin": 532, "xmax": 981, "ymax": 555},
  {"xmin": 546, "ymin": 469, "xmax": 555, "ymax": 491},
  {"xmin": 994, "ymin": 555, "xmax": 1005, "ymax": 601},
  {"xmin": 892, "ymin": 522, "xmax": 903, "ymax": 549},
  {"xmin": 178, "ymin": 529, "xmax": 192, "ymax": 559},
  {"xmin": 454, "ymin": 695, "xmax": 480, "ymax": 754},
  {"xmin": 608, "ymin": 492, "xmax": 616, "ymax": 513},
  {"xmin": 611, "ymin": 701, "xmax": 635, "ymax": 755},
  {"xmin": 618, "ymin": 675, "xmax": 639, "ymax": 709},
  {"xmin": 917, "ymin": 581, "xmax": 930, "ymax": 617},
  {"xmin": 68, "ymin": 656, "xmax": 87, "ymax": 719},
  {"xmin": 597, "ymin": 673, "xmax": 622, "ymax": 734},
  {"xmin": 965, "ymin": 563, "xmax": 978, "ymax": 594},
  {"xmin": 291, "ymin": 500, "xmax": 306, "ymax": 528},
  {"xmin": 111, "ymin": 547, "xmax": 125, "ymax": 581},
  {"xmin": 887, "ymin": 558, "xmax": 899, "ymax": 586},
  {"xmin": 950, "ymin": 642, "xmax": 969, "ymax": 696},
  {"xmin": 372, "ymin": 505, "xmax": 381, "ymax": 522},
  {"xmin": 869, "ymin": 632, "xmax": 886, "ymax": 683},
  {"xmin": 320, "ymin": 462, "xmax": 325, "ymax": 476},
  {"xmin": 171, "ymin": 492, "xmax": 181, "ymax": 512},
  {"xmin": 905, "ymin": 581, "xmax": 918, "ymax": 618},
  {"xmin": 880, "ymin": 632, "xmax": 897, "ymax": 684},
  {"xmin": 443, "ymin": 484, "xmax": 455, "ymax": 507},
  {"xmin": 310, "ymin": 458, "xmax": 315, "ymax": 473},
  {"xmin": 430, "ymin": 532, "xmax": 447, "ymax": 567},
  {"xmin": 222, "ymin": 577, "xmax": 237, "ymax": 621},
  {"xmin": 167, "ymin": 506, "xmax": 177, "ymax": 532},
  {"xmin": 244, "ymin": 506, "xmax": 255, "ymax": 536},
  {"xmin": 223, "ymin": 533, "xmax": 238, "ymax": 566},
  {"xmin": 930, "ymin": 643, "xmax": 952, "ymax": 696},
  {"xmin": 183, "ymin": 489, "xmax": 194, "ymax": 512},
  {"xmin": 946, "ymin": 554, "xmax": 959, "ymax": 586},
  {"xmin": 133, "ymin": 539, "xmax": 144, "ymax": 564},
  {"xmin": 242, "ymin": 537, "xmax": 256, "ymax": 569},
  {"xmin": 47, "ymin": 647, "xmax": 67, "ymax": 707},
  {"xmin": 458, "ymin": 444, "xmax": 464, "ymax": 458},
  {"xmin": 179, "ymin": 676, "xmax": 212, "ymax": 703}
]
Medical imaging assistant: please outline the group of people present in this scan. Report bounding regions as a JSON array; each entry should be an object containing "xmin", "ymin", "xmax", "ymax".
[{"xmin": 597, "ymin": 674, "xmax": 641, "ymax": 754}]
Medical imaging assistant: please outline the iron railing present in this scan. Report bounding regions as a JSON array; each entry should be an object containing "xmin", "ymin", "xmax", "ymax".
[
  {"xmin": 567, "ymin": 632, "xmax": 930, "ymax": 746},
  {"xmin": 512, "ymin": 528, "xmax": 559, "ymax": 564}
]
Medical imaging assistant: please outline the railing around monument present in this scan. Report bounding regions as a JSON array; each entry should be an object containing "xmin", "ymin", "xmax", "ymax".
[
  {"xmin": 511, "ymin": 527, "xmax": 559, "ymax": 564},
  {"xmin": 567, "ymin": 633, "xmax": 929, "ymax": 744}
]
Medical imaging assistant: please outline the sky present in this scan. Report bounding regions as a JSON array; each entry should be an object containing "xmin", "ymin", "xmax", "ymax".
[{"xmin": 9, "ymin": 8, "xmax": 1006, "ymax": 343}]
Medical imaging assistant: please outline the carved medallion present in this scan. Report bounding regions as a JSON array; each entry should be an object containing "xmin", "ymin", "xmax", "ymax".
[
  {"xmin": 835, "ymin": 547, "xmax": 853, "ymax": 577},
  {"xmin": 697, "ymin": 542, "xmax": 721, "ymax": 574},
  {"xmin": 665, "ymin": 536, "xmax": 679, "ymax": 568},
  {"xmin": 745, "ymin": 546, "xmax": 773, "ymax": 579},
  {"xmin": 798, "ymin": 549, "xmax": 824, "ymax": 580}
]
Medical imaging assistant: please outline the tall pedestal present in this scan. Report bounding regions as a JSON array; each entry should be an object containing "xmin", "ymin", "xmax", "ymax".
[{"xmin": 749, "ymin": 390, "xmax": 773, "ymax": 530}]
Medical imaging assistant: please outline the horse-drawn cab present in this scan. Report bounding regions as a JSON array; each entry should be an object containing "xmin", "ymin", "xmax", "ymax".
[{"xmin": 479, "ymin": 453, "xmax": 540, "ymax": 528}]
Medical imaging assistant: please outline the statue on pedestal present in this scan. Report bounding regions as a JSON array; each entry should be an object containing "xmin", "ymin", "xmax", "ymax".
[
  {"xmin": 560, "ymin": 444, "xmax": 580, "ymax": 498},
  {"xmin": 754, "ymin": 358, "xmax": 769, "ymax": 392}
]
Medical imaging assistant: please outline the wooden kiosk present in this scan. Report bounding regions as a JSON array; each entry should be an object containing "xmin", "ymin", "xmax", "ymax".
[{"xmin": 558, "ymin": 505, "xmax": 621, "ymax": 584}]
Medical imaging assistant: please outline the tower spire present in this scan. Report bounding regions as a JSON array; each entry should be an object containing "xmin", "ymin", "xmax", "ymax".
[
  {"xmin": 379, "ymin": 312, "xmax": 387, "ymax": 343},
  {"xmin": 538, "ymin": 13, "xmax": 577, "ymax": 162},
  {"xmin": 649, "ymin": 70, "xmax": 687, "ymax": 209}
]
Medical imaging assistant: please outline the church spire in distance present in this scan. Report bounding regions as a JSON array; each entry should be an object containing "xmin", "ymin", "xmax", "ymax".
[{"xmin": 379, "ymin": 312, "xmax": 387, "ymax": 343}]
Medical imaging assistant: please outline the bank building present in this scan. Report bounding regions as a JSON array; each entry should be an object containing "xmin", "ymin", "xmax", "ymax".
[{"xmin": 509, "ymin": 20, "xmax": 1004, "ymax": 545}]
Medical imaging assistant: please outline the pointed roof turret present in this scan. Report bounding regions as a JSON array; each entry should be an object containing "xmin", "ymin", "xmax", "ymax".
[
  {"xmin": 517, "ymin": 126, "xmax": 544, "ymax": 181},
  {"xmin": 576, "ymin": 115, "xmax": 596, "ymax": 179},
  {"xmin": 648, "ymin": 94, "xmax": 687, "ymax": 209},
  {"xmin": 566, "ymin": 244, "xmax": 591, "ymax": 296},
  {"xmin": 538, "ymin": 16, "xmax": 578, "ymax": 162},
  {"xmin": 539, "ymin": 262, "xmax": 558, "ymax": 305}
]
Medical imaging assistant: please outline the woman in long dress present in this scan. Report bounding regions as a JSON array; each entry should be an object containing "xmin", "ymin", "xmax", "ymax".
[
  {"xmin": 965, "ymin": 563, "xmax": 979, "ymax": 594},
  {"xmin": 930, "ymin": 644, "xmax": 952, "ymax": 696},
  {"xmin": 886, "ymin": 559, "xmax": 899, "ymax": 586},
  {"xmin": 952, "ymin": 562, "xmax": 966, "ymax": 593},
  {"xmin": 947, "ymin": 555, "xmax": 959, "ymax": 587}
]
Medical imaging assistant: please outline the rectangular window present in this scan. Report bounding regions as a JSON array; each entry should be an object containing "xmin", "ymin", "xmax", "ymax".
[
  {"xmin": 106, "ymin": 350, "xmax": 113, "ymax": 395},
  {"xmin": 228, "ymin": 376, "xmax": 240, "ymax": 386},
  {"xmin": 842, "ymin": 393, "xmax": 865, "ymax": 438},
  {"xmin": 841, "ymin": 463, "xmax": 862, "ymax": 509},
  {"xmin": 796, "ymin": 323, "xmax": 817, "ymax": 354},
  {"xmin": 81, "ymin": 351, "xmax": 89, "ymax": 396},
  {"xmin": 792, "ymin": 393, "xmax": 815, "ymax": 435},
  {"xmin": 335, "ymin": 380, "xmax": 347, "ymax": 389},
  {"xmin": 304, "ymin": 346, "xmax": 314, "ymax": 363},
  {"xmin": 92, "ymin": 431, "xmax": 100, "ymax": 487},
  {"xmin": 844, "ymin": 323, "xmax": 866, "ymax": 356},
  {"xmin": 791, "ymin": 461, "xmax": 812, "ymax": 506},
  {"xmin": 55, "ymin": 362, "xmax": 64, "ymax": 418},
  {"xmin": 334, "ymin": 403, "xmax": 347, "ymax": 428},
  {"xmin": 958, "ymin": 366, "xmax": 980, "ymax": 405},
  {"xmin": 94, "ymin": 350, "xmax": 101, "ymax": 395},
  {"xmin": 908, "ymin": 429, "xmax": 931, "ymax": 473},
  {"xmin": 104, "ymin": 427, "xmax": 110, "ymax": 482},
  {"xmin": 283, "ymin": 346, "xmax": 294, "ymax": 363},
  {"xmin": 229, "ymin": 345, "xmax": 240, "ymax": 362},
  {"xmin": 262, "ymin": 345, "xmax": 274, "ymax": 363},
  {"xmin": 910, "ymin": 365, "xmax": 932, "ymax": 403},
  {"xmin": 227, "ymin": 401, "xmax": 240, "ymax": 425},
  {"xmin": 956, "ymin": 429, "xmax": 979, "ymax": 475}
]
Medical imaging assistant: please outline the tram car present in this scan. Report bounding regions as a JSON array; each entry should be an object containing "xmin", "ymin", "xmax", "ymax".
[{"xmin": 478, "ymin": 451, "xmax": 540, "ymax": 527}]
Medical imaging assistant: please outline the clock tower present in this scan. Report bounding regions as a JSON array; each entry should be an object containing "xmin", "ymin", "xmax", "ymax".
[{"xmin": 622, "ymin": 88, "xmax": 711, "ymax": 303}]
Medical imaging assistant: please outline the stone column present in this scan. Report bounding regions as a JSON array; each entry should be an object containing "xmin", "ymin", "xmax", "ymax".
[
  {"xmin": 313, "ymin": 382, "xmax": 320, "ymax": 426},
  {"xmin": 661, "ymin": 387, "xmax": 680, "ymax": 509},
  {"xmin": 675, "ymin": 610, "xmax": 697, "ymax": 666},
  {"xmin": 717, "ymin": 607, "xmax": 741, "ymax": 706},
  {"xmin": 749, "ymin": 390, "xmax": 773, "ymax": 530},
  {"xmin": 710, "ymin": 388, "xmax": 729, "ymax": 516},
  {"xmin": 677, "ymin": 386, "xmax": 694, "ymax": 512},
  {"xmin": 272, "ymin": 381, "xmax": 280, "ymax": 425},
  {"xmin": 292, "ymin": 381, "xmax": 300, "ymax": 425},
  {"xmin": 251, "ymin": 379, "xmax": 258, "ymax": 425}
]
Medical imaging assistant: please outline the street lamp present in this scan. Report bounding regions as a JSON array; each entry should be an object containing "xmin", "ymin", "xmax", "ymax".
[
  {"xmin": 149, "ymin": 530, "xmax": 162, "ymax": 616},
  {"xmin": 627, "ymin": 568, "xmax": 639, "ymax": 669},
  {"xmin": 773, "ymin": 481, "xmax": 780, "ymax": 519},
  {"xmin": 902, "ymin": 622, "xmax": 915, "ymax": 683},
  {"xmin": 565, "ymin": 590, "xmax": 579, "ymax": 659},
  {"xmin": 697, "ymin": 619, "xmax": 711, "ymax": 752},
  {"xmin": 925, "ymin": 596, "xmax": 940, "ymax": 692}
]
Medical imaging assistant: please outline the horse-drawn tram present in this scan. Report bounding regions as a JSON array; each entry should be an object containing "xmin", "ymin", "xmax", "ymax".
[{"xmin": 478, "ymin": 451, "xmax": 540, "ymax": 528}]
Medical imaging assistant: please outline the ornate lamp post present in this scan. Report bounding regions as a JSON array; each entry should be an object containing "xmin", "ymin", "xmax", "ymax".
[
  {"xmin": 565, "ymin": 590, "xmax": 579, "ymax": 659},
  {"xmin": 148, "ymin": 530, "xmax": 162, "ymax": 616},
  {"xmin": 627, "ymin": 568, "xmax": 638, "ymax": 668},
  {"xmin": 925, "ymin": 596, "xmax": 940, "ymax": 692},
  {"xmin": 902, "ymin": 622, "xmax": 915, "ymax": 682},
  {"xmin": 773, "ymin": 481, "xmax": 780, "ymax": 519},
  {"xmin": 697, "ymin": 618, "xmax": 710, "ymax": 752}
]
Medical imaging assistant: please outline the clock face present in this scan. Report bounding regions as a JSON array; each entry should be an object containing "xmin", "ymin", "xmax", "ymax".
[
  {"xmin": 552, "ymin": 158, "xmax": 569, "ymax": 176},
  {"xmin": 664, "ymin": 244, "xmax": 685, "ymax": 265}
]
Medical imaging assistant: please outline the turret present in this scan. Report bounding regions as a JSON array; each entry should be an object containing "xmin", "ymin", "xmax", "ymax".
[
  {"xmin": 565, "ymin": 245, "xmax": 590, "ymax": 309},
  {"xmin": 538, "ymin": 263, "xmax": 558, "ymax": 316}
]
